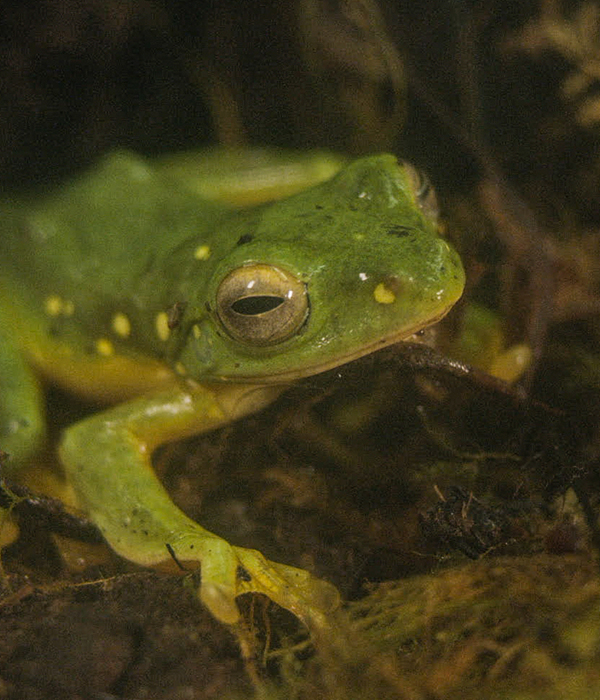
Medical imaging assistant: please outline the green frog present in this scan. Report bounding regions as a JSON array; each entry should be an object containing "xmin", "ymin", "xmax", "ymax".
[{"xmin": 0, "ymin": 149, "xmax": 464, "ymax": 626}]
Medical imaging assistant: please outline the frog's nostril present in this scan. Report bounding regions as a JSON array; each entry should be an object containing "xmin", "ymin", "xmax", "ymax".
[{"xmin": 386, "ymin": 225, "xmax": 414, "ymax": 238}]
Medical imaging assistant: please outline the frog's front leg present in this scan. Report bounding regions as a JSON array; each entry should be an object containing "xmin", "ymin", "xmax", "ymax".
[
  {"xmin": 0, "ymin": 307, "xmax": 46, "ymax": 471},
  {"xmin": 59, "ymin": 383, "xmax": 339, "ymax": 625}
]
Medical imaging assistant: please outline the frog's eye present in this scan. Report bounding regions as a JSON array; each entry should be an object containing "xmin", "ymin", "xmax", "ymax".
[
  {"xmin": 403, "ymin": 162, "xmax": 440, "ymax": 222},
  {"xmin": 216, "ymin": 264, "xmax": 309, "ymax": 346}
]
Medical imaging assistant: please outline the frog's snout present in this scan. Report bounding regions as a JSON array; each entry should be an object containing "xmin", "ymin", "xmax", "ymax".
[{"xmin": 377, "ymin": 239, "xmax": 464, "ymax": 305}]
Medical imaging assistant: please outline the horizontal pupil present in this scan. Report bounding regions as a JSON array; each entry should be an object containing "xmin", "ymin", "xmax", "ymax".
[{"xmin": 231, "ymin": 295, "xmax": 285, "ymax": 315}]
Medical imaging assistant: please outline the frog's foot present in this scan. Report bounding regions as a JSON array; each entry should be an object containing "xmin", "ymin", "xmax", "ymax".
[{"xmin": 169, "ymin": 532, "xmax": 340, "ymax": 626}]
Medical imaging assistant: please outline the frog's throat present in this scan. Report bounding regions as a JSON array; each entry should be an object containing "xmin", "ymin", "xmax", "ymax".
[{"xmin": 215, "ymin": 305, "xmax": 453, "ymax": 384}]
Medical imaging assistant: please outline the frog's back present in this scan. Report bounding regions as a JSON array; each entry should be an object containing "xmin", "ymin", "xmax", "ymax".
[
  {"xmin": 0, "ymin": 152, "xmax": 229, "ymax": 304},
  {"xmin": 0, "ymin": 152, "xmax": 232, "ymax": 399}
]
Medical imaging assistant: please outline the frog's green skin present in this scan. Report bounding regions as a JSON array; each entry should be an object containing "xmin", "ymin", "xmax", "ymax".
[{"xmin": 0, "ymin": 150, "xmax": 464, "ymax": 626}]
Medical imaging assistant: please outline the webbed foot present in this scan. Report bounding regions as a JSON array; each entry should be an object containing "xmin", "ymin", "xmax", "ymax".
[{"xmin": 169, "ymin": 531, "xmax": 340, "ymax": 626}]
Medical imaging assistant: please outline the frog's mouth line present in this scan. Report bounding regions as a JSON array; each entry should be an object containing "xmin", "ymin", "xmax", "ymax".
[{"xmin": 217, "ymin": 304, "xmax": 454, "ymax": 384}]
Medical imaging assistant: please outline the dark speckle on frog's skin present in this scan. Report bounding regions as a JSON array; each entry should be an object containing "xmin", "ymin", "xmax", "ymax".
[
  {"xmin": 167, "ymin": 301, "xmax": 187, "ymax": 330},
  {"xmin": 387, "ymin": 225, "xmax": 414, "ymax": 237},
  {"xmin": 237, "ymin": 566, "xmax": 252, "ymax": 581}
]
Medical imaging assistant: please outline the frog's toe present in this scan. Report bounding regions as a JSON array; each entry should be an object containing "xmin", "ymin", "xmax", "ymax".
[
  {"xmin": 194, "ymin": 537, "xmax": 244, "ymax": 624},
  {"xmin": 200, "ymin": 578, "xmax": 243, "ymax": 625},
  {"xmin": 191, "ymin": 538, "xmax": 339, "ymax": 625},
  {"xmin": 261, "ymin": 558, "xmax": 340, "ymax": 617},
  {"xmin": 199, "ymin": 542, "xmax": 240, "ymax": 625},
  {"xmin": 233, "ymin": 547, "xmax": 340, "ymax": 625}
]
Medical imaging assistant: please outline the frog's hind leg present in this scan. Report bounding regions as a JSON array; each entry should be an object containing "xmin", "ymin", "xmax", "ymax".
[{"xmin": 0, "ymin": 319, "xmax": 46, "ymax": 475}]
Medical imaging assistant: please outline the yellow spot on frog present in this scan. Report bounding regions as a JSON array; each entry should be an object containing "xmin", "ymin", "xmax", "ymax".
[
  {"xmin": 95, "ymin": 338, "xmax": 114, "ymax": 356},
  {"xmin": 44, "ymin": 295, "xmax": 75, "ymax": 317},
  {"xmin": 174, "ymin": 361, "xmax": 187, "ymax": 375},
  {"xmin": 155, "ymin": 312, "xmax": 170, "ymax": 341},
  {"xmin": 374, "ymin": 282, "xmax": 396, "ymax": 304},
  {"xmin": 192, "ymin": 324, "xmax": 201, "ymax": 339},
  {"xmin": 112, "ymin": 312, "xmax": 131, "ymax": 338},
  {"xmin": 44, "ymin": 295, "xmax": 63, "ymax": 316},
  {"xmin": 194, "ymin": 245, "xmax": 211, "ymax": 261}
]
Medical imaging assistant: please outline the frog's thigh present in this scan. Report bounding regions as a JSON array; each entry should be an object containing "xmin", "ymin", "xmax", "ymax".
[
  {"xmin": 59, "ymin": 385, "xmax": 338, "ymax": 625},
  {"xmin": 0, "ymin": 314, "xmax": 46, "ymax": 473}
]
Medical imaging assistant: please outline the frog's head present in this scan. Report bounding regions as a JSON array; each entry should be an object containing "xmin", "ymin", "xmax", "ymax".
[{"xmin": 177, "ymin": 155, "xmax": 465, "ymax": 382}]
